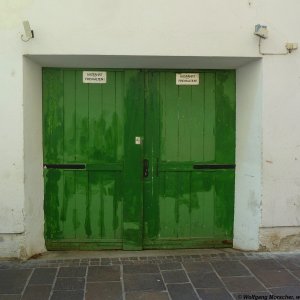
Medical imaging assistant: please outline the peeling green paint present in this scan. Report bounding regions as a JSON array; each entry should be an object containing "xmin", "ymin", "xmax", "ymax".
[{"xmin": 43, "ymin": 69, "xmax": 235, "ymax": 250}]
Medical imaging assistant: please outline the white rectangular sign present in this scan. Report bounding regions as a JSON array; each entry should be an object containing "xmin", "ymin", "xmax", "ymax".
[
  {"xmin": 176, "ymin": 73, "xmax": 199, "ymax": 85},
  {"xmin": 83, "ymin": 71, "xmax": 107, "ymax": 84}
]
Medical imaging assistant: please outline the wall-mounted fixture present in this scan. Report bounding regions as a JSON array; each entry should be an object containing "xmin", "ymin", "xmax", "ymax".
[
  {"xmin": 21, "ymin": 20, "xmax": 34, "ymax": 42},
  {"xmin": 254, "ymin": 24, "xmax": 268, "ymax": 39},
  {"xmin": 254, "ymin": 24, "xmax": 298, "ymax": 55},
  {"xmin": 286, "ymin": 43, "xmax": 298, "ymax": 53}
]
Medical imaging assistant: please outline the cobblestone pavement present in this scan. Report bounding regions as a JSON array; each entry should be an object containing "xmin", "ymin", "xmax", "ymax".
[{"xmin": 0, "ymin": 251, "xmax": 300, "ymax": 299}]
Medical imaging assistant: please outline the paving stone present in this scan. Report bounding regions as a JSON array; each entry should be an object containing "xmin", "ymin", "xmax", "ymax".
[
  {"xmin": 159, "ymin": 263, "xmax": 182, "ymax": 270},
  {"xmin": 173, "ymin": 257, "xmax": 183, "ymax": 262},
  {"xmin": 219, "ymin": 253, "xmax": 228, "ymax": 257},
  {"xmin": 197, "ymin": 288, "xmax": 233, "ymax": 300},
  {"xmin": 268, "ymin": 286, "xmax": 300, "ymax": 297},
  {"xmin": 86, "ymin": 282, "xmax": 122, "ymax": 300},
  {"xmin": 124, "ymin": 273, "xmax": 165, "ymax": 292},
  {"xmin": 161, "ymin": 270, "xmax": 189, "ymax": 284},
  {"xmin": 123, "ymin": 261, "xmax": 134, "ymax": 265},
  {"xmin": 101, "ymin": 261, "xmax": 112, "ymax": 266},
  {"xmin": 241, "ymin": 259, "xmax": 283, "ymax": 271},
  {"xmin": 51, "ymin": 290, "xmax": 84, "ymax": 300},
  {"xmin": 0, "ymin": 269, "xmax": 32, "ymax": 294},
  {"xmin": 251, "ymin": 269, "xmax": 300, "ymax": 288},
  {"xmin": 212, "ymin": 261, "xmax": 250, "ymax": 277},
  {"xmin": 188, "ymin": 271, "xmax": 224, "ymax": 288},
  {"xmin": 3, "ymin": 251, "xmax": 300, "ymax": 300},
  {"xmin": 29, "ymin": 268, "xmax": 57, "ymax": 285},
  {"xmin": 167, "ymin": 283, "xmax": 198, "ymax": 300},
  {"xmin": 164, "ymin": 260, "xmax": 177, "ymax": 264},
  {"xmin": 79, "ymin": 263, "xmax": 88, "ymax": 267},
  {"xmin": 87, "ymin": 265, "xmax": 120, "ymax": 282},
  {"xmin": 54, "ymin": 277, "xmax": 85, "ymax": 291},
  {"xmin": 22, "ymin": 285, "xmax": 52, "ymax": 300},
  {"xmin": 58, "ymin": 267, "xmax": 86, "ymax": 277},
  {"xmin": 111, "ymin": 258, "xmax": 120, "ymax": 262},
  {"xmin": 222, "ymin": 276, "xmax": 266, "ymax": 293},
  {"xmin": 291, "ymin": 269, "xmax": 300, "ymax": 279},
  {"xmin": 183, "ymin": 261, "xmax": 213, "ymax": 273},
  {"xmin": 182, "ymin": 256, "xmax": 192, "ymax": 260},
  {"xmin": 123, "ymin": 264, "xmax": 159, "ymax": 274},
  {"xmin": 125, "ymin": 291, "xmax": 169, "ymax": 300},
  {"xmin": 276, "ymin": 258, "xmax": 300, "ymax": 270},
  {"xmin": 0, "ymin": 295, "xmax": 21, "ymax": 300}
]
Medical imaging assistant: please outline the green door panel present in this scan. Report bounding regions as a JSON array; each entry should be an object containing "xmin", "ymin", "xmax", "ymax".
[
  {"xmin": 43, "ymin": 69, "xmax": 142, "ymax": 250},
  {"xmin": 43, "ymin": 69, "xmax": 125, "ymax": 164},
  {"xmin": 44, "ymin": 169, "xmax": 123, "ymax": 249},
  {"xmin": 143, "ymin": 71, "xmax": 235, "ymax": 249},
  {"xmin": 43, "ymin": 68, "xmax": 235, "ymax": 250}
]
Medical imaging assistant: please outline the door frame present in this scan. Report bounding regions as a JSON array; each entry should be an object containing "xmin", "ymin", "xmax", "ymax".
[{"xmin": 22, "ymin": 56, "xmax": 263, "ymax": 257}]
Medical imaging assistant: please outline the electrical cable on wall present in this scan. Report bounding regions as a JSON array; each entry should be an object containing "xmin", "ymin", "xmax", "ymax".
[{"xmin": 254, "ymin": 24, "xmax": 298, "ymax": 56}]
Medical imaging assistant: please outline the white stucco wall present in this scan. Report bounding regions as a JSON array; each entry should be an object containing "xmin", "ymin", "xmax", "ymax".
[
  {"xmin": 0, "ymin": 0, "xmax": 300, "ymax": 257},
  {"xmin": 23, "ymin": 57, "xmax": 45, "ymax": 257},
  {"xmin": 234, "ymin": 60, "xmax": 263, "ymax": 250}
]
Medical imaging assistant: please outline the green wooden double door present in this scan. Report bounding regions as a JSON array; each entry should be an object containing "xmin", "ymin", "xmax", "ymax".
[{"xmin": 43, "ymin": 68, "xmax": 235, "ymax": 250}]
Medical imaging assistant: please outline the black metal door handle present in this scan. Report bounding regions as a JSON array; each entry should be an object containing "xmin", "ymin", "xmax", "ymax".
[
  {"xmin": 193, "ymin": 164, "xmax": 235, "ymax": 170},
  {"xmin": 143, "ymin": 159, "xmax": 149, "ymax": 177},
  {"xmin": 43, "ymin": 164, "xmax": 86, "ymax": 170}
]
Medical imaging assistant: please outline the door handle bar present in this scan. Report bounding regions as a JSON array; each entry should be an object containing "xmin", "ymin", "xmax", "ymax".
[{"xmin": 193, "ymin": 164, "xmax": 235, "ymax": 170}]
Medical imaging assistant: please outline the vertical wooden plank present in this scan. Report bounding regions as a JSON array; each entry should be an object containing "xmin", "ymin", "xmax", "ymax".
[
  {"xmin": 159, "ymin": 172, "xmax": 177, "ymax": 238},
  {"xmin": 151, "ymin": 71, "xmax": 161, "ymax": 240},
  {"xmin": 43, "ymin": 69, "xmax": 64, "ymax": 163},
  {"xmin": 143, "ymin": 71, "xmax": 153, "ymax": 240},
  {"xmin": 159, "ymin": 72, "xmax": 166, "ymax": 161},
  {"xmin": 89, "ymin": 171, "xmax": 102, "ymax": 239},
  {"xmin": 214, "ymin": 170, "xmax": 234, "ymax": 239},
  {"xmin": 75, "ymin": 70, "xmax": 89, "ymax": 162},
  {"xmin": 161, "ymin": 72, "xmax": 178, "ymax": 161},
  {"xmin": 102, "ymin": 173, "xmax": 115, "ymax": 239},
  {"xmin": 190, "ymin": 76, "xmax": 205, "ymax": 161},
  {"xmin": 99, "ymin": 174, "xmax": 104, "ymax": 238},
  {"xmin": 177, "ymin": 172, "xmax": 191, "ymax": 237},
  {"xmin": 215, "ymin": 71, "xmax": 236, "ymax": 163},
  {"xmin": 123, "ymin": 70, "xmax": 144, "ymax": 250},
  {"xmin": 75, "ymin": 171, "xmax": 89, "ymax": 238},
  {"xmin": 190, "ymin": 171, "xmax": 214, "ymax": 237},
  {"xmin": 102, "ymin": 71, "xmax": 117, "ymax": 162},
  {"xmin": 61, "ymin": 170, "xmax": 76, "ymax": 239},
  {"xmin": 88, "ymin": 82, "xmax": 102, "ymax": 163},
  {"xmin": 178, "ymin": 86, "xmax": 191, "ymax": 161},
  {"xmin": 204, "ymin": 73, "xmax": 216, "ymax": 163},
  {"xmin": 115, "ymin": 71, "xmax": 125, "ymax": 161},
  {"xmin": 44, "ymin": 169, "xmax": 63, "ymax": 240},
  {"xmin": 143, "ymin": 71, "xmax": 161, "ymax": 241},
  {"xmin": 63, "ymin": 70, "xmax": 76, "ymax": 163},
  {"xmin": 215, "ymin": 70, "xmax": 235, "ymax": 242},
  {"xmin": 190, "ymin": 172, "xmax": 203, "ymax": 237},
  {"xmin": 113, "ymin": 171, "xmax": 123, "ymax": 239}
]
